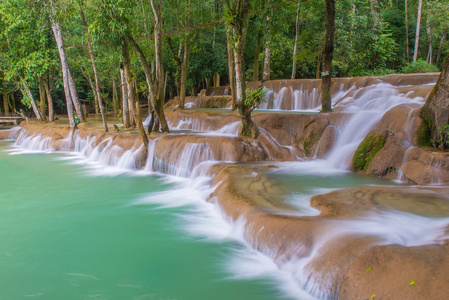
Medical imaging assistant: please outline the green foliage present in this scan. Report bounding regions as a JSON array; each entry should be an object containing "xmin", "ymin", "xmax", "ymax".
[
  {"xmin": 353, "ymin": 133, "xmax": 387, "ymax": 171},
  {"xmin": 334, "ymin": 0, "xmax": 398, "ymax": 77},
  {"xmin": 402, "ymin": 59, "xmax": 440, "ymax": 74},
  {"xmin": 431, "ymin": 125, "xmax": 449, "ymax": 150},
  {"xmin": 365, "ymin": 267, "xmax": 373, "ymax": 273},
  {"xmin": 244, "ymin": 86, "xmax": 266, "ymax": 110}
]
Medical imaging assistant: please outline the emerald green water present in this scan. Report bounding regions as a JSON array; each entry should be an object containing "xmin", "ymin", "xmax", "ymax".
[{"xmin": 0, "ymin": 141, "xmax": 301, "ymax": 300}]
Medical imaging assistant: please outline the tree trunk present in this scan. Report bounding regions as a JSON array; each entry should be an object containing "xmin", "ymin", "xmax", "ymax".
[
  {"xmin": 85, "ymin": 73, "xmax": 98, "ymax": 114},
  {"xmin": 413, "ymin": 0, "xmax": 423, "ymax": 62},
  {"xmin": 43, "ymin": 79, "xmax": 54, "ymax": 122},
  {"xmin": 21, "ymin": 81, "xmax": 43, "ymax": 121},
  {"xmin": 38, "ymin": 80, "xmax": 46, "ymax": 120},
  {"xmin": 321, "ymin": 0, "xmax": 335, "ymax": 112},
  {"xmin": 179, "ymin": 32, "xmax": 190, "ymax": 109},
  {"xmin": 127, "ymin": 36, "xmax": 156, "ymax": 114},
  {"xmin": 262, "ymin": 7, "xmax": 272, "ymax": 82},
  {"xmin": 150, "ymin": 0, "xmax": 169, "ymax": 133},
  {"xmin": 120, "ymin": 67, "xmax": 130, "ymax": 128},
  {"xmin": 67, "ymin": 65, "xmax": 85, "ymax": 122},
  {"xmin": 227, "ymin": 0, "xmax": 258, "ymax": 138},
  {"xmin": 370, "ymin": 0, "xmax": 379, "ymax": 27},
  {"xmin": 51, "ymin": 19, "xmax": 76, "ymax": 128},
  {"xmin": 10, "ymin": 91, "xmax": 15, "ymax": 113},
  {"xmin": 112, "ymin": 76, "xmax": 119, "ymax": 115},
  {"xmin": 2, "ymin": 81, "xmax": 9, "ymax": 114},
  {"xmin": 253, "ymin": 29, "xmax": 262, "ymax": 81},
  {"xmin": 122, "ymin": 39, "xmax": 148, "ymax": 158},
  {"xmin": 226, "ymin": 30, "xmax": 237, "ymax": 110},
  {"xmin": 262, "ymin": 41, "xmax": 271, "ymax": 81},
  {"xmin": 426, "ymin": 12, "xmax": 432, "ymax": 64},
  {"xmin": 291, "ymin": 2, "xmax": 300, "ymax": 79},
  {"xmin": 420, "ymin": 54, "xmax": 449, "ymax": 148},
  {"xmin": 436, "ymin": 34, "xmax": 446, "ymax": 66},
  {"xmin": 79, "ymin": 2, "xmax": 107, "ymax": 132},
  {"xmin": 316, "ymin": 52, "xmax": 322, "ymax": 79},
  {"xmin": 405, "ymin": 0, "xmax": 410, "ymax": 62}
]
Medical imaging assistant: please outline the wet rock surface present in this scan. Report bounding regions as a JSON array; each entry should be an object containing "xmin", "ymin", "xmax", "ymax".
[{"xmin": 211, "ymin": 165, "xmax": 449, "ymax": 299}]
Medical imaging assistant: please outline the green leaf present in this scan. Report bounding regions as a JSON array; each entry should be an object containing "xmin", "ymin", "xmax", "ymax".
[
  {"xmin": 365, "ymin": 267, "xmax": 373, "ymax": 273},
  {"xmin": 410, "ymin": 280, "xmax": 416, "ymax": 286}
]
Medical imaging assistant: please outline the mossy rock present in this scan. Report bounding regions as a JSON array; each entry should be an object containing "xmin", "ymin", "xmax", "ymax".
[
  {"xmin": 416, "ymin": 120, "xmax": 433, "ymax": 147},
  {"xmin": 353, "ymin": 132, "xmax": 387, "ymax": 171}
]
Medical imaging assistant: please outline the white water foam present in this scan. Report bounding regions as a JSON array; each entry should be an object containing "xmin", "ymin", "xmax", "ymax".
[
  {"xmin": 133, "ymin": 175, "xmax": 317, "ymax": 300},
  {"xmin": 325, "ymin": 83, "xmax": 425, "ymax": 169}
]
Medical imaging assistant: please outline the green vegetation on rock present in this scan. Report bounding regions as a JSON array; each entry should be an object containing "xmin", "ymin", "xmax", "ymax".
[{"xmin": 353, "ymin": 133, "xmax": 386, "ymax": 171}]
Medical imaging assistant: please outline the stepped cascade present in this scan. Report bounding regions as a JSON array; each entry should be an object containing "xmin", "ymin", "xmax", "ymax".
[{"xmin": 2, "ymin": 73, "xmax": 449, "ymax": 299}]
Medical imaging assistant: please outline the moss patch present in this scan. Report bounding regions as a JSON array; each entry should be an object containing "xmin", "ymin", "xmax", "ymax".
[
  {"xmin": 417, "ymin": 120, "xmax": 433, "ymax": 147},
  {"xmin": 353, "ymin": 133, "xmax": 387, "ymax": 171}
]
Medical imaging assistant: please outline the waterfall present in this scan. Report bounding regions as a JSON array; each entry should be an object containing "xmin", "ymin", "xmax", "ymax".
[
  {"xmin": 324, "ymin": 83, "xmax": 425, "ymax": 169},
  {"xmin": 153, "ymin": 142, "xmax": 215, "ymax": 177}
]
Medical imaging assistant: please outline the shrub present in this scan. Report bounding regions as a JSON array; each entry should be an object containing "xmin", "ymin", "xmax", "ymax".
[{"xmin": 402, "ymin": 59, "xmax": 439, "ymax": 74}]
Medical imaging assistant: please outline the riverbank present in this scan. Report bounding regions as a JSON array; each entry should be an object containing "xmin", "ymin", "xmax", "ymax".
[{"xmin": 2, "ymin": 117, "xmax": 449, "ymax": 299}]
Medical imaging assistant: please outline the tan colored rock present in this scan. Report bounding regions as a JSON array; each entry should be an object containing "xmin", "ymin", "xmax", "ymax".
[
  {"xmin": 366, "ymin": 134, "xmax": 406, "ymax": 176},
  {"xmin": 211, "ymin": 166, "xmax": 449, "ymax": 299},
  {"xmin": 315, "ymin": 125, "xmax": 338, "ymax": 158},
  {"xmin": 341, "ymin": 243, "xmax": 449, "ymax": 300},
  {"xmin": 301, "ymin": 116, "xmax": 330, "ymax": 156}
]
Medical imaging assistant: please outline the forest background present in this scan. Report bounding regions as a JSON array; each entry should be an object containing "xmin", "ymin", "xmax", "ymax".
[{"xmin": 0, "ymin": 0, "xmax": 447, "ymax": 120}]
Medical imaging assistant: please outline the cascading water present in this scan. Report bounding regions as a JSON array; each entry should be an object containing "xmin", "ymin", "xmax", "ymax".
[
  {"xmin": 324, "ymin": 83, "xmax": 426, "ymax": 169},
  {"xmin": 6, "ymin": 73, "xmax": 444, "ymax": 300}
]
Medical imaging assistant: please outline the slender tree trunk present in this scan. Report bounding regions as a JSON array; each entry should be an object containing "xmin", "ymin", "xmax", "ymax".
[
  {"xmin": 51, "ymin": 19, "xmax": 76, "ymax": 128},
  {"xmin": 79, "ymin": 2, "xmax": 107, "ymax": 132},
  {"xmin": 38, "ymin": 80, "xmax": 46, "ymax": 120},
  {"xmin": 213, "ymin": 74, "xmax": 220, "ymax": 87},
  {"xmin": 2, "ymin": 81, "xmax": 9, "ymax": 114},
  {"xmin": 179, "ymin": 32, "xmax": 190, "ymax": 109},
  {"xmin": 370, "ymin": 0, "xmax": 379, "ymax": 27},
  {"xmin": 67, "ymin": 65, "xmax": 85, "ymax": 122},
  {"xmin": 291, "ymin": 2, "xmax": 300, "ymax": 79},
  {"xmin": 21, "ymin": 81, "xmax": 43, "ymax": 121},
  {"xmin": 405, "ymin": 0, "xmax": 410, "ymax": 62},
  {"xmin": 120, "ymin": 67, "xmax": 130, "ymax": 128},
  {"xmin": 262, "ymin": 7, "xmax": 272, "ymax": 82},
  {"xmin": 112, "ymin": 76, "xmax": 119, "ymax": 115},
  {"xmin": 316, "ymin": 52, "xmax": 322, "ymax": 79},
  {"xmin": 253, "ymin": 29, "xmax": 262, "ymax": 81},
  {"xmin": 43, "ymin": 79, "xmax": 54, "ymax": 122},
  {"xmin": 10, "ymin": 91, "xmax": 15, "ymax": 113},
  {"xmin": 122, "ymin": 39, "xmax": 148, "ymax": 158},
  {"xmin": 127, "ymin": 36, "xmax": 156, "ymax": 113},
  {"xmin": 436, "ymin": 33, "xmax": 446, "ymax": 66},
  {"xmin": 226, "ymin": 30, "xmax": 237, "ymax": 110},
  {"xmin": 150, "ymin": 0, "xmax": 169, "ymax": 133},
  {"xmin": 85, "ymin": 73, "xmax": 98, "ymax": 114},
  {"xmin": 426, "ymin": 12, "xmax": 432, "ymax": 64},
  {"xmin": 413, "ymin": 0, "xmax": 423, "ymax": 62},
  {"xmin": 321, "ymin": 0, "xmax": 335, "ymax": 112}
]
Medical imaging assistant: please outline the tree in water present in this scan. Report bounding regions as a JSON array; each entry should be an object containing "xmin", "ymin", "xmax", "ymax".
[
  {"xmin": 420, "ymin": 54, "xmax": 449, "ymax": 149},
  {"xmin": 224, "ymin": 0, "xmax": 259, "ymax": 139},
  {"xmin": 321, "ymin": 0, "xmax": 335, "ymax": 112}
]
